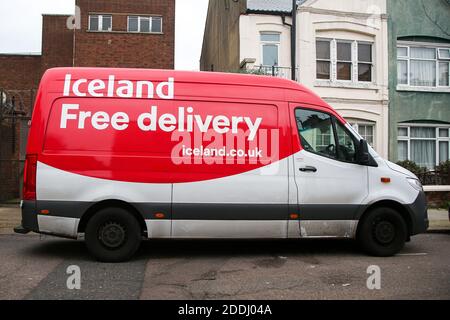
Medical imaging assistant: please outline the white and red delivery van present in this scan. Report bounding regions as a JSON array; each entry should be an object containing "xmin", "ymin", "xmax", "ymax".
[{"xmin": 15, "ymin": 68, "xmax": 428, "ymax": 262}]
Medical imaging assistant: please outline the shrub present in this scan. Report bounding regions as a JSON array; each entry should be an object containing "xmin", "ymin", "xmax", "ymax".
[
  {"xmin": 396, "ymin": 160, "xmax": 426, "ymax": 176},
  {"xmin": 436, "ymin": 160, "xmax": 450, "ymax": 185},
  {"xmin": 436, "ymin": 160, "xmax": 450, "ymax": 173}
]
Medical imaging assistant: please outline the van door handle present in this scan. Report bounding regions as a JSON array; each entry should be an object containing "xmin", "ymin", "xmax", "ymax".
[{"xmin": 299, "ymin": 166, "xmax": 317, "ymax": 173}]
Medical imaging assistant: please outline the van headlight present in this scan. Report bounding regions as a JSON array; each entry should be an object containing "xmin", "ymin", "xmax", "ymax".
[{"xmin": 407, "ymin": 178, "xmax": 423, "ymax": 191}]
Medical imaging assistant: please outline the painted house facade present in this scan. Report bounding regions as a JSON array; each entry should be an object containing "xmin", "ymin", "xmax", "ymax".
[
  {"xmin": 201, "ymin": 0, "xmax": 390, "ymax": 157},
  {"xmin": 388, "ymin": 0, "xmax": 450, "ymax": 169}
]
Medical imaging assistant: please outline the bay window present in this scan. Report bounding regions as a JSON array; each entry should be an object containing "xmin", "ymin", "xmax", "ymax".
[
  {"xmin": 397, "ymin": 43, "xmax": 450, "ymax": 88},
  {"xmin": 398, "ymin": 124, "xmax": 450, "ymax": 169},
  {"xmin": 316, "ymin": 38, "xmax": 373, "ymax": 83}
]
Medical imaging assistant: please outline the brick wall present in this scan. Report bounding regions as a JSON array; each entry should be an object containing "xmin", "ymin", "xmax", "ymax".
[
  {"xmin": 0, "ymin": 55, "xmax": 41, "ymax": 114},
  {"xmin": 74, "ymin": 0, "xmax": 175, "ymax": 68},
  {"xmin": 41, "ymin": 15, "xmax": 74, "ymax": 71},
  {"xmin": 426, "ymin": 192, "xmax": 450, "ymax": 209},
  {"xmin": 0, "ymin": 122, "xmax": 21, "ymax": 201}
]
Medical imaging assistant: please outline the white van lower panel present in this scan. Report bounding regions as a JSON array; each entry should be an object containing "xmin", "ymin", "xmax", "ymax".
[
  {"xmin": 145, "ymin": 220, "xmax": 357, "ymax": 239},
  {"xmin": 171, "ymin": 220, "xmax": 288, "ymax": 239},
  {"xmin": 300, "ymin": 220, "xmax": 358, "ymax": 238},
  {"xmin": 145, "ymin": 220, "xmax": 172, "ymax": 238},
  {"xmin": 38, "ymin": 215, "xmax": 80, "ymax": 238}
]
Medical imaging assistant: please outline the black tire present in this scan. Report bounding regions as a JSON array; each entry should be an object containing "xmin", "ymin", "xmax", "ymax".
[
  {"xmin": 357, "ymin": 207, "xmax": 407, "ymax": 257},
  {"xmin": 85, "ymin": 207, "xmax": 142, "ymax": 262}
]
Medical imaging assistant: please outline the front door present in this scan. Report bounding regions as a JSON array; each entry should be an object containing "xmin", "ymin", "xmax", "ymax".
[{"xmin": 290, "ymin": 105, "xmax": 369, "ymax": 238}]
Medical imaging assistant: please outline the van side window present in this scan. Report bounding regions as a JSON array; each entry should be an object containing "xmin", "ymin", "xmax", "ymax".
[
  {"xmin": 295, "ymin": 108, "xmax": 360, "ymax": 164},
  {"xmin": 295, "ymin": 109, "xmax": 338, "ymax": 159}
]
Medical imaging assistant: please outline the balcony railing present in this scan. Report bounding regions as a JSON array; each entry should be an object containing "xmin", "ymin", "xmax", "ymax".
[{"xmin": 240, "ymin": 65, "xmax": 298, "ymax": 81}]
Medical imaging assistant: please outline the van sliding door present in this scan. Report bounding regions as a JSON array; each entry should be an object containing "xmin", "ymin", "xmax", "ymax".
[{"xmin": 171, "ymin": 99, "xmax": 290, "ymax": 238}]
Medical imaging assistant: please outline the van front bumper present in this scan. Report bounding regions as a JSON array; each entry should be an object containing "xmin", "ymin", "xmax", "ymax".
[{"xmin": 405, "ymin": 191, "xmax": 429, "ymax": 235}]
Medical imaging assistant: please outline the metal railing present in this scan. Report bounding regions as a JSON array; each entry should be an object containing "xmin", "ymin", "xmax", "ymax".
[{"xmin": 241, "ymin": 65, "xmax": 298, "ymax": 81}]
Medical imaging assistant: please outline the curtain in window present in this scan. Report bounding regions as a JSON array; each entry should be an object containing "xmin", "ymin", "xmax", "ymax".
[
  {"xmin": 410, "ymin": 60, "xmax": 436, "ymax": 86},
  {"xmin": 337, "ymin": 63, "xmax": 351, "ymax": 80},
  {"xmin": 410, "ymin": 47, "xmax": 437, "ymax": 86},
  {"xmin": 411, "ymin": 141, "xmax": 436, "ymax": 168},
  {"xmin": 397, "ymin": 60, "xmax": 408, "ymax": 84},
  {"xmin": 398, "ymin": 141, "xmax": 408, "ymax": 161},
  {"xmin": 410, "ymin": 127, "xmax": 436, "ymax": 168},
  {"xmin": 439, "ymin": 62, "xmax": 449, "ymax": 86},
  {"xmin": 316, "ymin": 61, "xmax": 330, "ymax": 79},
  {"xmin": 411, "ymin": 47, "xmax": 436, "ymax": 59},
  {"xmin": 439, "ymin": 142, "xmax": 449, "ymax": 164}
]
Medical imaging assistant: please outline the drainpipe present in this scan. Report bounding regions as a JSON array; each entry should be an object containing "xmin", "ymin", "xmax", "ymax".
[{"xmin": 291, "ymin": 0, "xmax": 297, "ymax": 81}]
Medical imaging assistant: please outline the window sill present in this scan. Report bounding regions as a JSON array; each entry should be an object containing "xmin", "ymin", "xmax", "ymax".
[
  {"xmin": 396, "ymin": 85, "xmax": 450, "ymax": 93},
  {"xmin": 86, "ymin": 30, "xmax": 164, "ymax": 35},
  {"xmin": 314, "ymin": 80, "xmax": 380, "ymax": 90}
]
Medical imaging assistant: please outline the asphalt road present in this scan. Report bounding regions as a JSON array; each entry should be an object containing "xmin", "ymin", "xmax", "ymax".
[{"xmin": 0, "ymin": 233, "xmax": 449, "ymax": 300}]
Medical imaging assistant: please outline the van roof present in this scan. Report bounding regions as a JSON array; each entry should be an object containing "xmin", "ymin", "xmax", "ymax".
[
  {"xmin": 43, "ymin": 67, "xmax": 311, "ymax": 92},
  {"xmin": 39, "ymin": 68, "xmax": 335, "ymax": 116}
]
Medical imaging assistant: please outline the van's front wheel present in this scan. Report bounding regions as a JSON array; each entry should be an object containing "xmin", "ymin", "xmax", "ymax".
[
  {"xmin": 85, "ymin": 207, "xmax": 141, "ymax": 262},
  {"xmin": 357, "ymin": 207, "xmax": 407, "ymax": 257}
]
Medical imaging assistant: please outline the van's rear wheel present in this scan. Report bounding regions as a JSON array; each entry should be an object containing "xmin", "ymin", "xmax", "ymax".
[
  {"xmin": 357, "ymin": 207, "xmax": 407, "ymax": 257},
  {"xmin": 85, "ymin": 207, "xmax": 141, "ymax": 262}
]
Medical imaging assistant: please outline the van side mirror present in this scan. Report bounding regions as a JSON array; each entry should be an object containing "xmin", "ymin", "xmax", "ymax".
[{"xmin": 356, "ymin": 139, "xmax": 371, "ymax": 166}]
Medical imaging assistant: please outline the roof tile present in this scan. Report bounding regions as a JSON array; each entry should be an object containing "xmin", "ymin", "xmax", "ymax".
[{"xmin": 247, "ymin": 0, "xmax": 306, "ymax": 13}]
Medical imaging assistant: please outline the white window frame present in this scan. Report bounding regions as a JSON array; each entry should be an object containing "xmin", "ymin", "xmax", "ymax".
[
  {"xmin": 316, "ymin": 38, "xmax": 374, "ymax": 84},
  {"xmin": 438, "ymin": 48, "xmax": 450, "ymax": 60},
  {"xmin": 88, "ymin": 15, "xmax": 112, "ymax": 32},
  {"xmin": 316, "ymin": 39, "xmax": 331, "ymax": 80},
  {"xmin": 127, "ymin": 16, "xmax": 163, "ymax": 34},
  {"xmin": 349, "ymin": 121, "xmax": 376, "ymax": 147},
  {"xmin": 397, "ymin": 41, "xmax": 450, "ymax": 90},
  {"xmin": 336, "ymin": 40, "xmax": 353, "ymax": 82},
  {"xmin": 260, "ymin": 32, "xmax": 281, "ymax": 68},
  {"xmin": 397, "ymin": 123, "xmax": 450, "ymax": 168}
]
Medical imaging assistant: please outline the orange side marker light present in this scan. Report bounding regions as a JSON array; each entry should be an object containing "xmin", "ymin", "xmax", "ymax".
[
  {"xmin": 290, "ymin": 213, "xmax": 299, "ymax": 220},
  {"xmin": 39, "ymin": 209, "xmax": 50, "ymax": 215},
  {"xmin": 154, "ymin": 213, "xmax": 165, "ymax": 219},
  {"xmin": 381, "ymin": 177, "xmax": 391, "ymax": 184}
]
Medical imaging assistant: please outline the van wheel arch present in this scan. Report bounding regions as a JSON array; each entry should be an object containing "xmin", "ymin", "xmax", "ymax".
[
  {"xmin": 357, "ymin": 200, "xmax": 412, "ymax": 238},
  {"xmin": 78, "ymin": 200, "xmax": 147, "ymax": 236}
]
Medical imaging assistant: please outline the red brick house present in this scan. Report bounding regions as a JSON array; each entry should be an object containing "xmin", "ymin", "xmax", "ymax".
[{"xmin": 0, "ymin": 0, "xmax": 175, "ymax": 201}]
